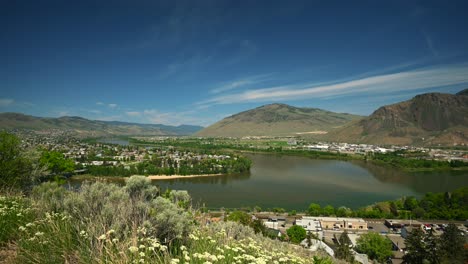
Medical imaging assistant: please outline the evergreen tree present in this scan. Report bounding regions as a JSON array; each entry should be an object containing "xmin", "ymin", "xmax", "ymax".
[
  {"xmin": 424, "ymin": 229, "xmax": 440, "ymax": 264},
  {"xmin": 403, "ymin": 228, "xmax": 427, "ymax": 264},
  {"xmin": 439, "ymin": 223, "xmax": 466, "ymax": 264},
  {"xmin": 336, "ymin": 231, "xmax": 355, "ymax": 263}
]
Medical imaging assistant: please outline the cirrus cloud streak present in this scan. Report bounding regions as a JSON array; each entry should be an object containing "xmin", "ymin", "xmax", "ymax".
[{"xmin": 199, "ymin": 64, "xmax": 468, "ymax": 106}]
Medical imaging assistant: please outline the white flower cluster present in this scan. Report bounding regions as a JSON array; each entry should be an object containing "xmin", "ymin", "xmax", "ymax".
[
  {"xmin": 186, "ymin": 228, "xmax": 312, "ymax": 264},
  {"xmin": 0, "ymin": 196, "xmax": 31, "ymax": 218}
]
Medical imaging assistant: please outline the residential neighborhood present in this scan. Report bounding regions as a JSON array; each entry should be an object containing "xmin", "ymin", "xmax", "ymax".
[{"xmin": 244, "ymin": 213, "xmax": 468, "ymax": 264}]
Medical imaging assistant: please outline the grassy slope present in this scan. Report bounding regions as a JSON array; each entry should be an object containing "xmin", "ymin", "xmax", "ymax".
[{"xmin": 197, "ymin": 104, "xmax": 363, "ymax": 137}]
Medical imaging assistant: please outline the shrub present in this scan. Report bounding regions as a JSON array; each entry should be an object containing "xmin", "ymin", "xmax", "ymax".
[{"xmin": 149, "ymin": 196, "xmax": 193, "ymax": 246}]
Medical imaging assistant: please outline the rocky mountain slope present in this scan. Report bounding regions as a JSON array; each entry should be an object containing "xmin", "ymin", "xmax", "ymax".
[{"xmin": 323, "ymin": 89, "xmax": 468, "ymax": 146}]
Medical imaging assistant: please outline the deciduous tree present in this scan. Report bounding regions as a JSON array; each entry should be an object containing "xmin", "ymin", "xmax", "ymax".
[
  {"xmin": 287, "ymin": 225, "xmax": 306, "ymax": 244},
  {"xmin": 356, "ymin": 232, "xmax": 392, "ymax": 263}
]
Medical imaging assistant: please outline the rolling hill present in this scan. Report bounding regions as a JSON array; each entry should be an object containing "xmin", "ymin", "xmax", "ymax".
[
  {"xmin": 196, "ymin": 103, "xmax": 363, "ymax": 137},
  {"xmin": 323, "ymin": 89, "xmax": 468, "ymax": 146},
  {"xmin": 0, "ymin": 113, "xmax": 203, "ymax": 136}
]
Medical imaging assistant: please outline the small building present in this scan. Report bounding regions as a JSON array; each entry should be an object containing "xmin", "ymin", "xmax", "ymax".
[
  {"xmin": 296, "ymin": 217, "xmax": 322, "ymax": 232},
  {"xmin": 316, "ymin": 217, "xmax": 367, "ymax": 230}
]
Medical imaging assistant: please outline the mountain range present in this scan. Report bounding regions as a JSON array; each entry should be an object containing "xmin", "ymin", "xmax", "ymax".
[
  {"xmin": 0, "ymin": 113, "xmax": 203, "ymax": 137},
  {"xmin": 2, "ymin": 89, "xmax": 467, "ymax": 146},
  {"xmin": 198, "ymin": 89, "xmax": 468, "ymax": 146}
]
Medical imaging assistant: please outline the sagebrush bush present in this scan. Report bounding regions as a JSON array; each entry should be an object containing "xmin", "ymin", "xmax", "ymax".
[
  {"xmin": 149, "ymin": 196, "xmax": 193, "ymax": 245},
  {"xmin": 31, "ymin": 181, "xmax": 68, "ymax": 213}
]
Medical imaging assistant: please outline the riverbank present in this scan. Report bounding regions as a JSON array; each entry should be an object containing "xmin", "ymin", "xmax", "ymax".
[
  {"xmin": 147, "ymin": 173, "xmax": 223, "ymax": 180},
  {"xmin": 71, "ymin": 173, "xmax": 226, "ymax": 181}
]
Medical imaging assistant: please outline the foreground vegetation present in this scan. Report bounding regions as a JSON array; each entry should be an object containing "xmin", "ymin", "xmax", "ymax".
[{"xmin": 0, "ymin": 178, "xmax": 332, "ymax": 264}]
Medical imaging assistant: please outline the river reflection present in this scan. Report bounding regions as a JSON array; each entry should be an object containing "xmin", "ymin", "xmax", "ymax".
[{"xmin": 69, "ymin": 153, "xmax": 467, "ymax": 210}]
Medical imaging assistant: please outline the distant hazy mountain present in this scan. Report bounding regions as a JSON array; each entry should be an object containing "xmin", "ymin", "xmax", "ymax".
[
  {"xmin": 324, "ymin": 89, "xmax": 468, "ymax": 146},
  {"xmin": 196, "ymin": 103, "xmax": 363, "ymax": 137},
  {"xmin": 0, "ymin": 113, "xmax": 203, "ymax": 136}
]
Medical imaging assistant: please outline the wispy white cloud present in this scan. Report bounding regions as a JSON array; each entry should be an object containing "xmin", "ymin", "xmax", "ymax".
[
  {"xmin": 108, "ymin": 103, "xmax": 118, "ymax": 109},
  {"xmin": 57, "ymin": 111, "xmax": 69, "ymax": 117},
  {"xmin": 210, "ymin": 73, "xmax": 273, "ymax": 94},
  {"xmin": 141, "ymin": 109, "xmax": 210, "ymax": 126},
  {"xmin": 199, "ymin": 64, "xmax": 468, "ymax": 106},
  {"xmin": 96, "ymin": 102, "xmax": 104, "ymax": 105},
  {"xmin": 422, "ymin": 30, "xmax": 438, "ymax": 57},
  {"xmin": 88, "ymin": 110, "xmax": 102, "ymax": 114},
  {"xmin": 0, "ymin": 98, "xmax": 14, "ymax": 107},
  {"xmin": 125, "ymin": 111, "xmax": 141, "ymax": 117}
]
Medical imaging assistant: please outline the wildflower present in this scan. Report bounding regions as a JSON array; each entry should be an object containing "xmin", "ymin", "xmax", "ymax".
[
  {"xmin": 184, "ymin": 256, "xmax": 190, "ymax": 262},
  {"xmin": 139, "ymin": 252, "xmax": 145, "ymax": 257},
  {"xmin": 98, "ymin": 234, "xmax": 106, "ymax": 240},
  {"xmin": 129, "ymin": 246, "xmax": 139, "ymax": 253},
  {"xmin": 112, "ymin": 238, "xmax": 119, "ymax": 243},
  {"xmin": 180, "ymin": 245, "xmax": 187, "ymax": 251},
  {"xmin": 139, "ymin": 245, "xmax": 146, "ymax": 249},
  {"xmin": 171, "ymin": 259, "xmax": 180, "ymax": 264},
  {"xmin": 35, "ymin": 232, "xmax": 44, "ymax": 237},
  {"xmin": 19, "ymin": 226, "xmax": 26, "ymax": 231},
  {"xmin": 106, "ymin": 229, "xmax": 115, "ymax": 235}
]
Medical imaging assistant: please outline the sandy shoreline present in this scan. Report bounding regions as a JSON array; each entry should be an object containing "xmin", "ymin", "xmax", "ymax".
[{"xmin": 147, "ymin": 174, "xmax": 223, "ymax": 180}]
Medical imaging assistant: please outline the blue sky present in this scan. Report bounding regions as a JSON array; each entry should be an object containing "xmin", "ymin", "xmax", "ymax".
[{"xmin": 1, "ymin": 1, "xmax": 468, "ymax": 126}]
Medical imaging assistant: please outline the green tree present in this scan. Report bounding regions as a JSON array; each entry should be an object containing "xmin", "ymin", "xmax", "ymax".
[
  {"xmin": 227, "ymin": 211, "xmax": 251, "ymax": 226},
  {"xmin": 250, "ymin": 219, "xmax": 266, "ymax": 235},
  {"xmin": 40, "ymin": 151, "xmax": 75, "ymax": 174},
  {"xmin": 389, "ymin": 201, "xmax": 399, "ymax": 216},
  {"xmin": 0, "ymin": 132, "xmax": 32, "ymax": 189},
  {"xmin": 356, "ymin": 232, "xmax": 393, "ymax": 263},
  {"xmin": 439, "ymin": 223, "xmax": 466, "ymax": 264},
  {"xmin": 403, "ymin": 228, "xmax": 427, "ymax": 264},
  {"xmin": 322, "ymin": 205, "xmax": 335, "ymax": 216},
  {"xmin": 287, "ymin": 225, "xmax": 307, "ymax": 244},
  {"xmin": 308, "ymin": 203, "xmax": 322, "ymax": 216},
  {"xmin": 424, "ymin": 229, "xmax": 440, "ymax": 264},
  {"xmin": 404, "ymin": 196, "xmax": 419, "ymax": 211},
  {"xmin": 336, "ymin": 206, "xmax": 353, "ymax": 217},
  {"xmin": 336, "ymin": 231, "xmax": 354, "ymax": 262},
  {"xmin": 412, "ymin": 207, "xmax": 426, "ymax": 219}
]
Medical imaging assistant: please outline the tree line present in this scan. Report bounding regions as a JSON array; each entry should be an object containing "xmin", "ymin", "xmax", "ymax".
[
  {"xmin": 86, "ymin": 156, "xmax": 252, "ymax": 177},
  {"xmin": 305, "ymin": 187, "xmax": 468, "ymax": 220}
]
